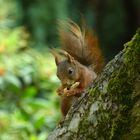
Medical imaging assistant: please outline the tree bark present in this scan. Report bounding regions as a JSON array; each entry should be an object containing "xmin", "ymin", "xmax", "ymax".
[{"xmin": 47, "ymin": 29, "xmax": 140, "ymax": 140}]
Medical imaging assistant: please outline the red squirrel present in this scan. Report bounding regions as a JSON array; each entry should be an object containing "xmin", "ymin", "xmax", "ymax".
[{"xmin": 52, "ymin": 20, "xmax": 105, "ymax": 116}]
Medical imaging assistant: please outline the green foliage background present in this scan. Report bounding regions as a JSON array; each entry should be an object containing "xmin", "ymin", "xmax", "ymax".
[
  {"xmin": 0, "ymin": 1, "xmax": 61, "ymax": 139},
  {"xmin": 0, "ymin": 27, "xmax": 61, "ymax": 139},
  {"xmin": 0, "ymin": 0, "xmax": 139, "ymax": 139}
]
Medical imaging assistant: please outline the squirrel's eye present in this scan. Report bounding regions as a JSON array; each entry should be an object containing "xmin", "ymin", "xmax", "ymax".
[{"xmin": 68, "ymin": 68, "xmax": 73, "ymax": 75}]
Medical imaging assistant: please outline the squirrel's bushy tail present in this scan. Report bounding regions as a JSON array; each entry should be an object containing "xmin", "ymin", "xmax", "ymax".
[{"xmin": 59, "ymin": 20, "xmax": 105, "ymax": 73}]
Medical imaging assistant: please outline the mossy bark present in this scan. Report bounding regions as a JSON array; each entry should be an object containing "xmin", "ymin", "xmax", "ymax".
[{"xmin": 47, "ymin": 29, "xmax": 140, "ymax": 140}]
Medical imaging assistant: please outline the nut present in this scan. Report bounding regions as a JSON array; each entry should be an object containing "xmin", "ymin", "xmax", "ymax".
[{"xmin": 71, "ymin": 82, "xmax": 80, "ymax": 89}]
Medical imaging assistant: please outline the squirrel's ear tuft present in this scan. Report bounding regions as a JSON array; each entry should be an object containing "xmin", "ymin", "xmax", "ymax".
[
  {"xmin": 66, "ymin": 53, "xmax": 75, "ymax": 64},
  {"xmin": 58, "ymin": 50, "xmax": 75, "ymax": 64},
  {"xmin": 50, "ymin": 49, "xmax": 75, "ymax": 65},
  {"xmin": 50, "ymin": 49, "xmax": 61, "ymax": 66}
]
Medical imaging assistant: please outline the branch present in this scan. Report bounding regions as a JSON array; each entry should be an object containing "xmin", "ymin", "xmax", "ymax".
[{"xmin": 47, "ymin": 29, "xmax": 140, "ymax": 140}]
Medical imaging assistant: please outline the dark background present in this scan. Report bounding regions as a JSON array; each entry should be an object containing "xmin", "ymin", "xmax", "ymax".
[{"xmin": 19, "ymin": 0, "xmax": 140, "ymax": 60}]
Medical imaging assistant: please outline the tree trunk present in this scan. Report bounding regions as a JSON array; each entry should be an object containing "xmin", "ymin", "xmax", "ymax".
[{"xmin": 47, "ymin": 29, "xmax": 140, "ymax": 140}]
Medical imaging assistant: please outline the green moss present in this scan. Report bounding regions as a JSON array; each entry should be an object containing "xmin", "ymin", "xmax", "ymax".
[
  {"xmin": 89, "ymin": 87, "xmax": 101, "ymax": 100},
  {"xmin": 75, "ymin": 30, "xmax": 140, "ymax": 139},
  {"xmin": 107, "ymin": 29, "xmax": 140, "ymax": 139}
]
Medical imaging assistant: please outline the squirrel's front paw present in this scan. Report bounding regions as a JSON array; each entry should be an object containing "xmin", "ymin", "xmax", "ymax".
[
  {"xmin": 63, "ymin": 82, "xmax": 80, "ymax": 96},
  {"xmin": 63, "ymin": 88, "xmax": 76, "ymax": 96}
]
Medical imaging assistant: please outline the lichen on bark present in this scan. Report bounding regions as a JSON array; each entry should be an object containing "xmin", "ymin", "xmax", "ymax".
[{"xmin": 47, "ymin": 29, "xmax": 140, "ymax": 140}]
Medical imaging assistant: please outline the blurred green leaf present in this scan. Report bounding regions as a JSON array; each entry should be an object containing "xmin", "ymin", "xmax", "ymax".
[
  {"xmin": 22, "ymin": 86, "xmax": 37, "ymax": 98},
  {"xmin": 4, "ymin": 73, "xmax": 21, "ymax": 88}
]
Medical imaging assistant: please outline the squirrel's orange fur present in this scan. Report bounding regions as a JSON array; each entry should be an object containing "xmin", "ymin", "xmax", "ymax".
[{"xmin": 52, "ymin": 20, "xmax": 105, "ymax": 116}]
